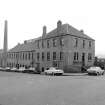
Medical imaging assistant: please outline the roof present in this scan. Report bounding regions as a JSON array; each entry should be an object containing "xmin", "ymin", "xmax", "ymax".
[
  {"xmin": 25, "ymin": 23, "xmax": 94, "ymax": 43},
  {"xmin": 44, "ymin": 24, "xmax": 94, "ymax": 40},
  {"xmin": 9, "ymin": 42, "xmax": 36, "ymax": 53},
  {"xmin": 8, "ymin": 22, "xmax": 94, "ymax": 53}
]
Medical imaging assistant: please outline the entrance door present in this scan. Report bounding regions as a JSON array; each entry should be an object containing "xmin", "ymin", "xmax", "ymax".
[
  {"xmin": 53, "ymin": 61, "xmax": 58, "ymax": 67},
  {"xmin": 82, "ymin": 53, "xmax": 85, "ymax": 66}
]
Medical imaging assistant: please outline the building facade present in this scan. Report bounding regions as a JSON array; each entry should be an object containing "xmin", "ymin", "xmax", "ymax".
[{"xmin": 6, "ymin": 20, "xmax": 95, "ymax": 72}]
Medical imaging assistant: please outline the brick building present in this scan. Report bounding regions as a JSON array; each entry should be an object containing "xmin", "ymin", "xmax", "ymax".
[{"xmin": 6, "ymin": 20, "xmax": 95, "ymax": 72}]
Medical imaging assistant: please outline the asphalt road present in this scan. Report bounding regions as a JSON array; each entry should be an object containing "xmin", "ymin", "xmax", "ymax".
[{"xmin": 0, "ymin": 71, "xmax": 105, "ymax": 105}]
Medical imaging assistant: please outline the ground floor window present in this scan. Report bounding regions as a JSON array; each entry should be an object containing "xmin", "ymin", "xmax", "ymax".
[
  {"xmin": 47, "ymin": 52, "xmax": 50, "ymax": 61},
  {"xmin": 74, "ymin": 52, "xmax": 79, "ymax": 61},
  {"xmin": 60, "ymin": 52, "xmax": 64, "ymax": 60},
  {"xmin": 88, "ymin": 53, "xmax": 92, "ymax": 61},
  {"xmin": 53, "ymin": 52, "xmax": 56, "ymax": 60}
]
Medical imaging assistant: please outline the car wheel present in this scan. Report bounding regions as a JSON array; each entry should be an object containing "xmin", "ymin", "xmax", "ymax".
[
  {"xmin": 97, "ymin": 72, "xmax": 99, "ymax": 76},
  {"xmin": 45, "ymin": 72, "xmax": 47, "ymax": 75},
  {"xmin": 52, "ymin": 72, "xmax": 54, "ymax": 76}
]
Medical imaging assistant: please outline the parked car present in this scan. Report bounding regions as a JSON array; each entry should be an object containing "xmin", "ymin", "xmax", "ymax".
[
  {"xmin": 18, "ymin": 67, "xmax": 26, "ymax": 72},
  {"xmin": 44, "ymin": 67, "xmax": 64, "ymax": 75},
  {"xmin": 5, "ymin": 67, "xmax": 11, "ymax": 72},
  {"xmin": 11, "ymin": 67, "xmax": 17, "ymax": 72},
  {"xmin": 0, "ymin": 67, "xmax": 4, "ymax": 71},
  {"xmin": 23, "ymin": 67, "xmax": 35, "ymax": 73},
  {"xmin": 87, "ymin": 66, "xmax": 105, "ymax": 75}
]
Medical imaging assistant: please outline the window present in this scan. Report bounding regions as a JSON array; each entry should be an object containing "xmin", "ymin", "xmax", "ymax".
[
  {"xmin": 53, "ymin": 39, "xmax": 57, "ymax": 47},
  {"xmin": 32, "ymin": 52, "xmax": 33, "ymax": 60},
  {"xmin": 74, "ymin": 52, "xmax": 79, "ymax": 61},
  {"xmin": 23, "ymin": 53, "xmax": 24, "ymax": 60},
  {"xmin": 47, "ymin": 52, "xmax": 50, "ymax": 61},
  {"xmin": 37, "ymin": 53, "xmax": 40, "ymax": 61},
  {"xmin": 60, "ymin": 38, "xmax": 64, "ymax": 46},
  {"xmin": 47, "ymin": 40, "xmax": 50, "ymax": 48},
  {"xmin": 89, "ymin": 41, "xmax": 92, "ymax": 48},
  {"xmin": 83, "ymin": 40, "xmax": 85, "ymax": 48},
  {"xmin": 25, "ymin": 53, "xmax": 27, "ymax": 60},
  {"xmin": 53, "ymin": 52, "xmax": 56, "ymax": 60},
  {"xmin": 20, "ymin": 52, "xmax": 22, "ymax": 59},
  {"xmin": 60, "ymin": 52, "xmax": 64, "ymax": 60},
  {"xmin": 13, "ymin": 53, "xmax": 15, "ymax": 59},
  {"xmin": 15, "ymin": 53, "xmax": 18, "ymax": 59},
  {"xmin": 37, "ymin": 40, "xmax": 39, "ymax": 49},
  {"xmin": 75, "ymin": 38, "xmax": 78, "ymax": 47},
  {"xmin": 88, "ymin": 53, "xmax": 92, "ymax": 61},
  {"xmin": 28, "ymin": 52, "xmax": 30, "ymax": 60},
  {"xmin": 42, "ymin": 52, "xmax": 44, "ymax": 61},
  {"xmin": 42, "ymin": 40, "xmax": 44, "ymax": 48}
]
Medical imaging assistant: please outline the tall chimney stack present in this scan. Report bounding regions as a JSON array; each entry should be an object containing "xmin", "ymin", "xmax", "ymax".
[
  {"xmin": 3, "ymin": 20, "xmax": 8, "ymax": 67},
  {"xmin": 42, "ymin": 25, "xmax": 47, "ymax": 36},
  {"xmin": 57, "ymin": 20, "xmax": 62, "ymax": 35}
]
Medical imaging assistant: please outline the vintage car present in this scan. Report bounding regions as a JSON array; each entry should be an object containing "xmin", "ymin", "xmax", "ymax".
[
  {"xmin": 11, "ymin": 67, "xmax": 18, "ymax": 72},
  {"xmin": 44, "ymin": 67, "xmax": 64, "ymax": 75},
  {"xmin": 18, "ymin": 67, "xmax": 26, "ymax": 72},
  {"xmin": 23, "ymin": 67, "xmax": 35, "ymax": 73},
  {"xmin": 4, "ymin": 67, "xmax": 11, "ymax": 72},
  {"xmin": 0, "ymin": 67, "xmax": 4, "ymax": 71},
  {"xmin": 87, "ymin": 66, "xmax": 104, "ymax": 75}
]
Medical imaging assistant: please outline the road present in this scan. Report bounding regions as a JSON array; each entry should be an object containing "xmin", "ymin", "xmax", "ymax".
[{"xmin": 0, "ymin": 71, "xmax": 105, "ymax": 105}]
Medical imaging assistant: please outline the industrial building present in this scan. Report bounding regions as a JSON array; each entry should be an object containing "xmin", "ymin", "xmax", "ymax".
[{"xmin": 6, "ymin": 20, "xmax": 95, "ymax": 72}]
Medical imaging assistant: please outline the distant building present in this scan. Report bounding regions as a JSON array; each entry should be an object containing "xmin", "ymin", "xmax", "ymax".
[
  {"xmin": 7, "ymin": 20, "xmax": 95, "ymax": 72},
  {"xmin": 94, "ymin": 57, "xmax": 105, "ymax": 69}
]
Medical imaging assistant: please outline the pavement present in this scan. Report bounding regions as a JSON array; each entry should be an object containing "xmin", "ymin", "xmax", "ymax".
[{"xmin": 0, "ymin": 71, "xmax": 105, "ymax": 105}]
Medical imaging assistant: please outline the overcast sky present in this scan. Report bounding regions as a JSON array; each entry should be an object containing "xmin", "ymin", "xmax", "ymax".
[{"xmin": 0, "ymin": 0, "xmax": 105, "ymax": 57}]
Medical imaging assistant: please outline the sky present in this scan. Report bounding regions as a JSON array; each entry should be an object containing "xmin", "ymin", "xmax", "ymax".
[{"xmin": 0, "ymin": 0, "xmax": 105, "ymax": 57}]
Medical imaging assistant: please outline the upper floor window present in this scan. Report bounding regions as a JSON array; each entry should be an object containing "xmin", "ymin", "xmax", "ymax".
[
  {"xmin": 60, "ymin": 38, "xmax": 64, "ymax": 46},
  {"xmin": 74, "ymin": 38, "xmax": 78, "ymax": 47},
  {"xmin": 37, "ymin": 52, "xmax": 40, "ymax": 61},
  {"xmin": 83, "ymin": 40, "xmax": 85, "ymax": 48},
  {"xmin": 89, "ymin": 41, "xmax": 92, "ymax": 48},
  {"xmin": 32, "ymin": 52, "xmax": 34, "ymax": 60},
  {"xmin": 47, "ymin": 52, "xmax": 50, "ymax": 61},
  {"xmin": 74, "ymin": 52, "xmax": 79, "ymax": 61},
  {"xmin": 47, "ymin": 40, "xmax": 50, "ymax": 48},
  {"xmin": 19, "ymin": 52, "xmax": 21, "ymax": 59},
  {"xmin": 42, "ymin": 40, "xmax": 44, "ymax": 48},
  {"xmin": 23, "ymin": 53, "xmax": 24, "ymax": 60},
  {"xmin": 28, "ymin": 52, "xmax": 30, "ymax": 60},
  {"xmin": 16, "ymin": 53, "xmax": 18, "ymax": 59},
  {"xmin": 53, "ymin": 39, "xmax": 57, "ymax": 47},
  {"xmin": 25, "ymin": 53, "xmax": 27, "ymax": 60},
  {"xmin": 37, "ymin": 40, "xmax": 40, "ymax": 49},
  {"xmin": 53, "ymin": 52, "xmax": 56, "ymax": 60}
]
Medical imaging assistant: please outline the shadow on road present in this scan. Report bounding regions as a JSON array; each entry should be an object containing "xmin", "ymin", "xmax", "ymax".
[{"xmin": 61, "ymin": 73, "xmax": 88, "ymax": 76}]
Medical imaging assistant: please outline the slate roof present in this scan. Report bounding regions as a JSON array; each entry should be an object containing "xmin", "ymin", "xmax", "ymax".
[
  {"xmin": 8, "ymin": 22, "xmax": 94, "ymax": 53},
  {"xmin": 9, "ymin": 42, "xmax": 36, "ymax": 52},
  {"xmin": 25, "ymin": 23, "xmax": 94, "ymax": 43},
  {"xmin": 44, "ymin": 24, "xmax": 94, "ymax": 40}
]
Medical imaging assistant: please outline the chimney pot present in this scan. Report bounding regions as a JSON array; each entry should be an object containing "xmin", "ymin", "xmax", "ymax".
[
  {"xmin": 80, "ymin": 29, "xmax": 84, "ymax": 33},
  {"xmin": 43, "ymin": 26, "xmax": 47, "ymax": 36},
  {"xmin": 57, "ymin": 20, "xmax": 62, "ymax": 35}
]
